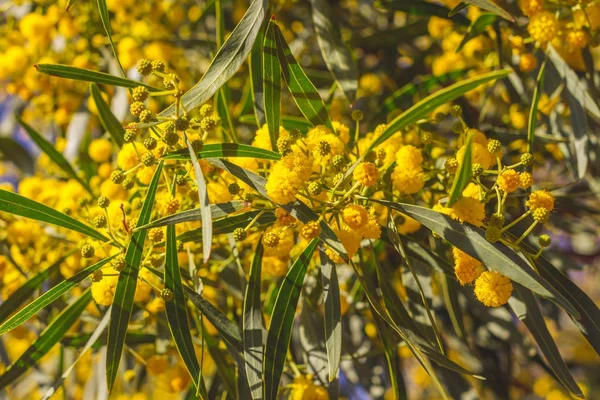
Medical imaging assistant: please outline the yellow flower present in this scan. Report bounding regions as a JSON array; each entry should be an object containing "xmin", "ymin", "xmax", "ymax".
[
  {"xmin": 427, "ymin": 16, "xmax": 454, "ymax": 39},
  {"xmin": 519, "ymin": 53, "xmax": 538, "ymax": 72},
  {"xmin": 519, "ymin": 172, "xmax": 533, "ymax": 188},
  {"xmin": 519, "ymin": 0, "xmax": 544, "ymax": 17},
  {"xmin": 146, "ymin": 354, "xmax": 169, "ymax": 376},
  {"xmin": 342, "ymin": 204, "xmax": 369, "ymax": 229},
  {"xmin": 332, "ymin": 121, "xmax": 350, "ymax": 144},
  {"xmin": 359, "ymin": 73, "xmax": 382, "ymax": 95},
  {"xmin": 117, "ymin": 143, "xmax": 139, "ymax": 171},
  {"xmin": 452, "ymin": 247, "xmax": 483, "ymax": 285},
  {"xmin": 395, "ymin": 145, "xmax": 423, "ymax": 169},
  {"xmin": 353, "ymin": 162, "xmax": 379, "ymax": 187},
  {"xmin": 497, "ymin": 169, "xmax": 521, "ymax": 193},
  {"xmin": 252, "ymin": 124, "xmax": 289, "ymax": 151},
  {"xmin": 207, "ymin": 182, "xmax": 232, "ymax": 204},
  {"xmin": 474, "ymin": 271, "xmax": 513, "ymax": 307},
  {"xmin": 91, "ymin": 269, "xmax": 119, "ymax": 306},
  {"xmin": 528, "ymin": 12, "xmax": 558, "ymax": 44},
  {"xmin": 450, "ymin": 197, "xmax": 485, "ymax": 227},
  {"xmin": 262, "ymin": 256, "xmax": 289, "ymax": 278},
  {"xmin": 397, "ymin": 214, "xmax": 421, "ymax": 234},
  {"xmin": 89, "ymin": 139, "xmax": 113, "ymax": 163},
  {"xmin": 457, "ymin": 142, "xmax": 493, "ymax": 169},
  {"xmin": 290, "ymin": 375, "xmax": 329, "ymax": 400},
  {"xmin": 266, "ymin": 163, "xmax": 302, "ymax": 204},
  {"xmin": 361, "ymin": 216, "xmax": 382, "ymax": 240},
  {"xmin": 391, "ymin": 166, "xmax": 425, "ymax": 194},
  {"xmin": 462, "ymin": 182, "xmax": 484, "ymax": 200},
  {"xmin": 526, "ymin": 190, "xmax": 555, "ymax": 211}
]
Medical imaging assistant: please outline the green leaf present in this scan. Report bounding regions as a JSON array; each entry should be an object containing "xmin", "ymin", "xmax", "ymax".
[
  {"xmin": 509, "ymin": 286, "xmax": 583, "ymax": 398},
  {"xmin": 0, "ymin": 252, "xmax": 71, "ymax": 325},
  {"xmin": 0, "ymin": 289, "xmax": 92, "ymax": 390},
  {"xmin": 273, "ymin": 20, "xmax": 333, "ymax": 129},
  {"xmin": 0, "ymin": 255, "xmax": 113, "ymax": 335},
  {"xmin": 96, "ymin": 0, "xmax": 126, "ymax": 76},
  {"xmin": 264, "ymin": 17, "xmax": 282, "ymax": 151},
  {"xmin": 165, "ymin": 223, "xmax": 205, "ymax": 393},
  {"xmin": 243, "ymin": 240, "xmax": 265, "ymax": 400},
  {"xmin": 375, "ymin": 0, "xmax": 470, "ymax": 25},
  {"xmin": 160, "ymin": 0, "xmax": 267, "ymax": 117},
  {"xmin": 370, "ymin": 200, "xmax": 579, "ymax": 316},
  {"xmin": 162, "ymin": 143, "xmax": 281, "ymax": 161},
  {"xmin": 462, "ymin": 0, "xmax": 513, "ymax": 21},
  {"xmin": 144, "ymin": 265, "xmax": 244, "ymax": 352},
  {"xmin": 137, "ymin": 201, "xmax": 246, "ymax": 230},
  {"xmin": 372, "ymin": 309, "xmax": 408, "ymax": 400},
  {"xmin": 377, "ymin": 70, "xmax": 468, "ymax": 119},
  {"xmin": 185, "ymin": 287, "xmax": 243, "ymax": 352},
  {"xmin": 0, "ymin": 137, "xmax": 34, "ymax": 174},
  {"xmin": 106, "ymin": 161, "xmax": 163, "ymax": 391},
  {"xmin": 239, "ymin": 114, "xmax": 313, "ymax": 131},
  {"xmin": 90, "ymin": 83, "xmax": 125, "ymax": 147},
  {"xmin": 249, "ymin": 24, "xmax": 266, "ymax": 127},
  {"xmin": 35, "ymin": 64, "xmax": 158, "ymax": 91},
  {"xmin": 528, "ymin": 60, "xmax": 546, "ymax": 153},
  {"xmin": 534, "ymin": 256, "xmax": 600, "ymax": 356},
  {"xmin": 448, "ymin": 2, "xmax": 469, "ymax": 17},
  {"xmin": 448, "ymin": 130, "xmax": 474, "ymax": 206},
  {"xmin": 264, "ymin": 239, "xmax": 319, "ymax": 400},
  {"xmin": 456, "ymin": 13, "xmax": 497, "ymax": 53},
  {"xmin": 42, "ymin": 309, "xmax": 110, "ymax": 400},
  {"xmin": 368, "ymin": 69, "xmax": 510, "ymax": 152},
  {"xmin": 546, "ymin": 45, "xmax": 593, "ymax": 178},
  {"xmin": 206, "ymin": 158, "xmax": 347, "ymax": 258},
  {"xmin": 0, "ymin": 189, "xmax": 108, "ymax": 242},
  {"xmin": 310, "ymin": 0, "xmax": 358, "ymax": 102},
  {"xmin": 16, "ymin": 115, "xmax": 92, "ymax": 194},
  {"xmin": 185, "ymin": 137, "xmax": 212, "ymax": 263},
  {"xmin": 320, "ymin": 249, "xmax": 342, "ymax": 382}
]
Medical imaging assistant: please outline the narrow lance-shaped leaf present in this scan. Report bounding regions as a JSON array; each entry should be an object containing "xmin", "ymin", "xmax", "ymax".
[
  {"xmin": 310, "ymin": 0, "xmax": 358, "ymax": 102},
  {"xmin": 165, "ymin": 222, "xmax": 206, "ymax": 394},
  {"xmin": 162, "ymin": 143, "xmax": 281, "ymax": 161},
  {"xmin": 249, "ymin": 22, "xmax": 266, "ymax": 127},
  {"xmin": 106, "ymin": 161, "xmax": 163, "ymax": 392},
  {"xmin": 185, "ymin": 137, "xmax": 212, "ymax": 263},
  {"xmin": 159, "ymin": 0, "xmax": 267, "ymax": 117},
  {"xmin": 370, "ymin": 200, "xmax": 579, "ymax": 316},
  {"xmin": 456, "ymin": 13, "xmax": 497, "ymax": 53},
  {"xmin": 375, "ymin": 0, "xmax": 470, "ymax": 25},
  {"xmin": 243, "ymin": 240, "xmax": 265, "ymax": 400},
  {"xmin": 273, "ymin": 21, "xmax": 333, "ymax": 129},
  {"xmin": 368, "ymin": 69, "xmax": 510, "ymax": 152},
  {"xmin": 136, "ymin": 201, "xmax": 246, "ymax": 230},
  {"xmin": 0, "ymin": 189, "xmax": 108, "ymax": 242},
  {"xmin": 16, "ymin": 115, "xmax": 92, "ymax": 194},
  {"xmin": 509, "ymin": 286, "xmax": 583, "ymax": 398},
  {"xmin": 35, "ymin": 64, "xmax": 158, "ymax": 91},
  {"xmin": 0, "ymin": 289, "xmax": 92, "ymax": 390},
  {"xmin": 264, "ymin": 239, "xmax": 319, "ymax": 400},
  {"xmin": 96, "ymin": 0, "xmax": 126, "ymax": 77},
  {"xmin": 144, "ymin": 265, "xmax": 244, "ymax": 352},
  {"xmin": 320, "ymin": 248, "xmax": 341, "ymax": 382},
  {"xmin": 528, "ymin": 60, "xmax": 546, "ymax": 153},
  {"xmin": 0, "ymin": 255, "xmax": 114, "ymax": 335},
  {"xmin": 91, "ymin": 83, "xmax": 125, "ymax": 147},
  {"xmin": 0, "ymin": 251, "xmax": 72, "ymax": 325},
  {"xmin": 462, "ymin": 0, "xmax": 513, "ymax": 21},
  {"xmin": 264, "ymin": 17, "xmax": 282, "ymax": 151},
  {"xmin": 448, "ymin": 129, "xmax": 474, "ymax": 206},
  {"xmin": 42, "ymin": 309, "xmax": 111, "ymax": 400},
  {"xmin": 533, "ymin": 257, "xmax": 600, "ymax": 356}
]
